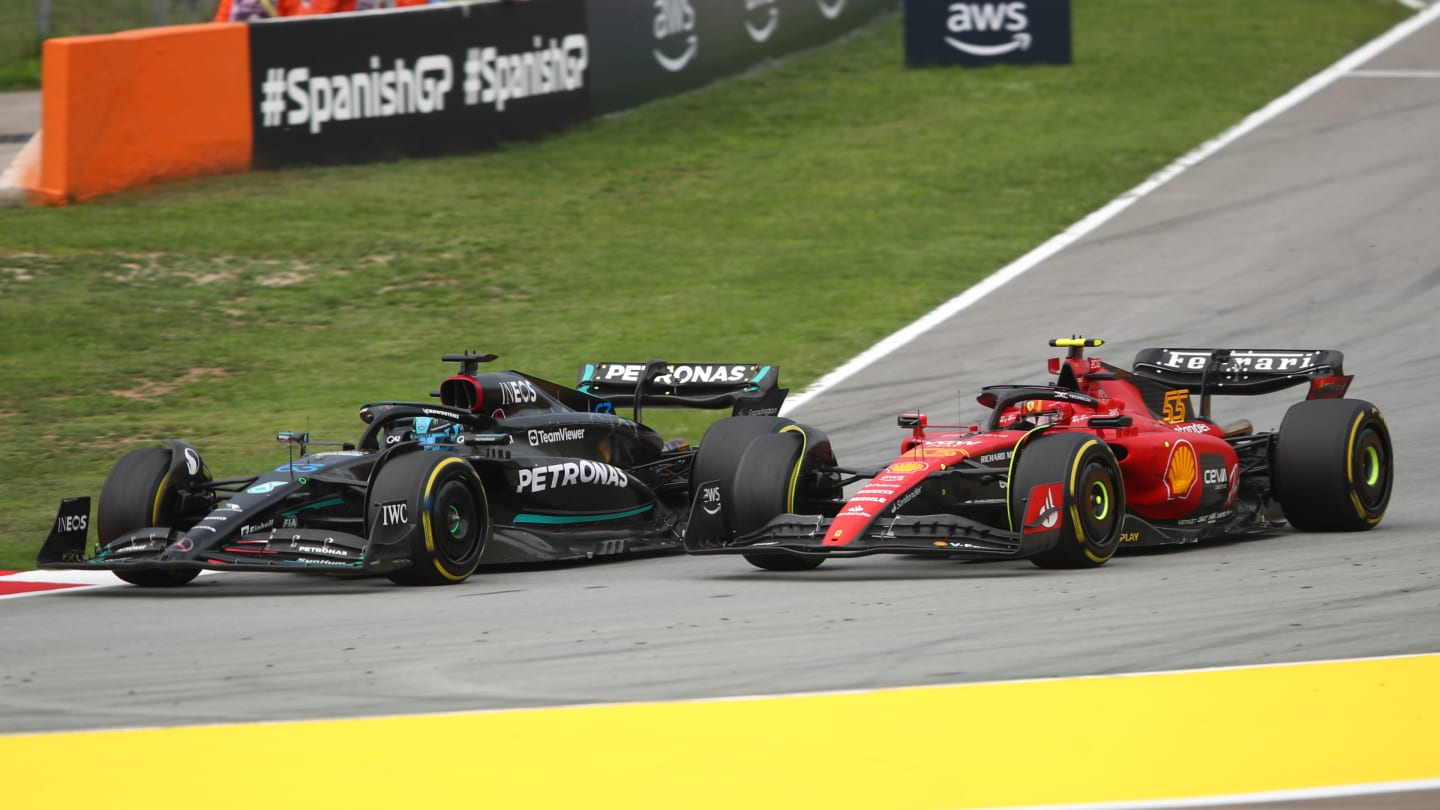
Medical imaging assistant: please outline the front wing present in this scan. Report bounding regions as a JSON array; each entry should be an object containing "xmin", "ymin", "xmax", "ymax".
[
  {"xmin": 37, "ymin": 498, "xmax": 408, "ymax": 576},
  {"xmin": 685, "ymin": 512, "xmax": 1026, "ymax": 560}
]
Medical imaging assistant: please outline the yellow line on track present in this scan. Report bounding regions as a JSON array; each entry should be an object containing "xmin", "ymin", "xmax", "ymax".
[{"xmin": 4, "ymin": 654, "xmax": 1437, "ymax": 809}]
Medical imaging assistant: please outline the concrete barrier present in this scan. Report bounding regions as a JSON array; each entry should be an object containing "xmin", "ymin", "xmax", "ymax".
[{"xmin": 27, "ymin": 23, "xmax": 252, "ymax": 204}]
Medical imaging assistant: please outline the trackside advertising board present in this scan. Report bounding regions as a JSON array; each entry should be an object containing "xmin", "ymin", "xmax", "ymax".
[
  {"xmin": 247, "ymin": 1, "xmax": 590, "ymax": 166},
  {"xmin": 904, "ymin": 0, "xmax": 1071, "ymax": 67},
  {"xmin": 26, "ymin": 0, "xmax": 902, "ymax": 200},
  {"xmin": 587, "ymin": 0, "xmax": 895, "ymax": 116}
]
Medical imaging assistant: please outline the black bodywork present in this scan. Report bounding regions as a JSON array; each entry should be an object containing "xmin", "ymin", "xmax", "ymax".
[{"xmin": 38, "ymin": 354, "xmax": 786, "ymax": 585}]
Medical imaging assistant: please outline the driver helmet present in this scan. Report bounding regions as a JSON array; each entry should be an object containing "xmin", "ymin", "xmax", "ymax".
[
  {"xmin": 1004, "ymin": 400, "xmax": 1072, "ymax": 429},
  {"xmin": 413, "ymin": 416, "xmax": 460, "ymax": 445}
]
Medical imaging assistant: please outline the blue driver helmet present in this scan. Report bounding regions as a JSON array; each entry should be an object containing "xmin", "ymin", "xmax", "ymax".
[{"xmin": 413, "ymin": 416, "xmax": 459, "ymax": 445}]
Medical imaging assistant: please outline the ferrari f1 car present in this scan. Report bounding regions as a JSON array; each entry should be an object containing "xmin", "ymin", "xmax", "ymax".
[
  {"xmin": 37, "ymin": 353, "xmax": 796, "ymax": 587},
  {"xmin": 683, "ymin": 338, "xmax": 1393, "ymax": 571}
]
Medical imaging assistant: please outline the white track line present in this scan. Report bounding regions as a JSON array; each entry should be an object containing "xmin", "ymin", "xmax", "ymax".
[
  {"xmin": 782, "ymin": 2, "xmax": 1440, "ymax": 415},
  {"xmin": 959, "ymin": 778, "xmax": 1440, "ymax": 810},
  {"xmin": 1349, "ymin": 68, "xmax": 1440, "ymax": 78}
]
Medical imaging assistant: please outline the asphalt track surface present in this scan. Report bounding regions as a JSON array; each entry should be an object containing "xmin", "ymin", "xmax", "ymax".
[
  {"xmin": 0, "ymin": 90, "xmax": 37, "ymax": 162},
  {"xmin": 4, "ymin": 8, "xmax": 1440, "ymax": 809}
]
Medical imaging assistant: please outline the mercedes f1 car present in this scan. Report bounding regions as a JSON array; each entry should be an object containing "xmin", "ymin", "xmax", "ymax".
[
  {"xmin": 683, "ymin": 338, "xmax": 1393, "ymax": 571},
  {"xmin": 38, "ymin": 354, "xmax": 797, "ymax": 587}
]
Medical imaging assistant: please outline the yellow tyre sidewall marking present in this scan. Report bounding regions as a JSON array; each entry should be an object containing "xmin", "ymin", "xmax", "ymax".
[{"xmin": 421, "ymin": 456, "xmax": 481, "ymax": 582}]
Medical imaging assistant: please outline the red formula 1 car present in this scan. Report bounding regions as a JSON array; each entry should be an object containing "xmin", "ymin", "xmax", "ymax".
[{"xmin": 683, "ymin": 338, "xmax": 1393, "ymax": 571}]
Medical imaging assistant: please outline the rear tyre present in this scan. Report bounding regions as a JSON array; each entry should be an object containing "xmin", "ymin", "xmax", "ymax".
[
  {"xmin": 97, "ymin": 447, "xmax": 201, "ymax": 587},
  {"xmin": 732, "ymin": 431, "xmax": 825, "ymax": 572},
  {"xmin": 1010, "ymin": 433, "xmax": 1125, "ymax": 569},
  {"xmin": 376, "ymin": 452, "xmax": 489, "ymax": 586},
  {"xmin": 1274, "ymin": 399, "xmax": 1392, "ymax": 532}
]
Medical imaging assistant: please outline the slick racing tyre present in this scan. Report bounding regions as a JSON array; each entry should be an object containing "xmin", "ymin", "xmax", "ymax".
[
  {"xmin": 690, "ymin": 415, "xmax": 795, "ymax": 506},
  {"xmin": 374, "ymin": 452, "xmax": 489, "ymax": 586},
  {"xmin": 731, "ymin": 430, "xmax": 825, "ymax": 572},
  {"xmin": 97, "ymin": 447, "xmax": 202, "ymax": 587},
  {"xmin": 1010, "ymin": 432, "xmax": 1125, "ymax": 569},
  {"xmin": 1273, "ymin": 399, "xmax": 1392, "ymax": 532}
]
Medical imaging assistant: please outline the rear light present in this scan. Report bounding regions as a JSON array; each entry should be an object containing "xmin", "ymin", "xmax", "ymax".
[{"xmin": 1307, "ymin": 375, "xmax": 1353, "ymax": 400}]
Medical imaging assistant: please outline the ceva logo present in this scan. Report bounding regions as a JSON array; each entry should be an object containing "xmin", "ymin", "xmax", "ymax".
[
  {"xmin": 946, "ymin": 1, "xmax": 1032, "ymax": 56},
  {"xmin": 654, "ymin": 0, "xmax": 699, "ymax": 72},
  {"xmin": 745, "ymin": 0, "xmax": 780, "ymax": 43}
]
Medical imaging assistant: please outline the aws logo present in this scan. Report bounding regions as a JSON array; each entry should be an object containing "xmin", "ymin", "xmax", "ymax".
[
  {"xmin": 946, "ymin": 1, "xmax": 1032, "ymax": 57},
  {"xmin": 653, "ymin": 0, "xmax": 698, "ymax": 72}
]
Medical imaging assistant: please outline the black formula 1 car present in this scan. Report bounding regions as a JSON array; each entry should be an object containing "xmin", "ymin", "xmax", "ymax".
[
  {"xmin": 37, "ymin": 353, "xmax": 797, "ymax": 587},
  {"xmin": 683, "ymin": 338, "xmax": 1393, "ymax": 571}
]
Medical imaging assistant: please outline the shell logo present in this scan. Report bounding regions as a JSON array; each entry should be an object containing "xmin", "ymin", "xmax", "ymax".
[
  {"xmin": 887, "ymin": 461, "xmax": 929, "ymax": 474},
  {"xmin": 1165, "ymin": 441, "xmax": 1198, "ymax": 500}
]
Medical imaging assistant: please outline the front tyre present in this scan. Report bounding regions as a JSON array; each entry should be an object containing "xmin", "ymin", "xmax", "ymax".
[
  {"xmin": 373, "ymin": 452, "xmax": 490, "ymax": 586},
  {"xmin": 690, "ymin": 415, "xmax": 796, "ymax": 505},
  {"xmin": 97, "ymin": 447, "xmax": 202, "ymax": 587},
  {"xmin": 732, "ymin": 431, "xmax": 825, "ymax": 572},
  {"xmin": 1274, "ymin": 399, "xmax": 1392, "ymax": 532},
  {"xmin": 1011, "ymin": 432, "xmax": 1125, "ymax": 569}
]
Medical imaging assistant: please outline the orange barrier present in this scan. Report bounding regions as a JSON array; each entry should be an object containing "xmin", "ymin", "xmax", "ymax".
[{"xmin": 31, "ymin": 24, "xmax": 252, "ymax": 205}]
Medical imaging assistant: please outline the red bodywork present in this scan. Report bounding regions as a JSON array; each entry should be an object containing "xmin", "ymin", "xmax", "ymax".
[
  {"xmin": 683, "ymin": 338, "xmax": 1363, "ymax": 562},
  {"xmin": 825, "ymin": 345, "xmax": 1350, "ymax": 548}
]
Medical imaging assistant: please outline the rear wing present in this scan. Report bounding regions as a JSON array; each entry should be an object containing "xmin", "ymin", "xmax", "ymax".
[
  {"xmin": 1132, "ymin": 348, "xmax": 1352, "ymax": 415},
  {"xmin": 577, "ymin": 361, "xmax": 786, "ymax": 419}
]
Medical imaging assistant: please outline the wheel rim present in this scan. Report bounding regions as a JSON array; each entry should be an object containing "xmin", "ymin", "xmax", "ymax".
[
  {"xmin": 1078, "ymin": 463, "xmax": 1118, "ymax": 544},
  {"xmin": 432, "ymin": 479, "xmax": 480, "ymax": 564},
  {"xmin": 1353, "ymin": 426, "xmax": 1389, "ymax": 511},
  {"xmin": 1089, "ymin": 479, "xmax": 1111, "ymax": 522}
]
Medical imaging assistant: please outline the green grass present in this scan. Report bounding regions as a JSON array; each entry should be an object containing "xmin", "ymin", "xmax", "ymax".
[
  {"xmin": 0, "ymin": 0, "xmax": 217, "ymax": 87},
  {"xmin": 0, "ymin": 0, "xmax": 1412, "ymax": 570},
  {"xmin": 0, "ymin": 54, "xmax": 37, "ymax": 89}
]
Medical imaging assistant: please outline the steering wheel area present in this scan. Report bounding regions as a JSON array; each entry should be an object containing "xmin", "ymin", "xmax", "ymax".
[
  {"xmin": 357, "ymin": 405, "xmax": 474, "ymax": 452},
  {"xmin": 980, "ymin": 386, "xmax": 1094, "ymax": 432}
]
